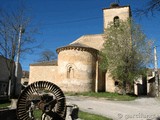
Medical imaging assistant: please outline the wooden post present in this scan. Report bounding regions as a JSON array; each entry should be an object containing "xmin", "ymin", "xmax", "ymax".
[{"xmin": 95, "ymin": 61, "xmax": 98, "ymax": 92}]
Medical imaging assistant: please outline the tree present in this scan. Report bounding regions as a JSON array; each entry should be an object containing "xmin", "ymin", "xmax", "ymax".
[
  {"xmin": 0, "ymin": 5, "xmax": 40, "ymax": 98},
  {"xmin": 0, "ymin": 7, "xmax": 39, "ymax": 61},
  {"xmin": 38, "ymin": 50, "xmax": 56, "ymax": 62},
  {"xmin": 100, "ymin": 19, "xmax": 153, "ymax": 94}
]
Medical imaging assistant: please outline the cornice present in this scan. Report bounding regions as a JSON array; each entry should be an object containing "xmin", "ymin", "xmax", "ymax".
[{"xmin": 56, "ymin": 45, "xmax": 98, "ymax": 58}]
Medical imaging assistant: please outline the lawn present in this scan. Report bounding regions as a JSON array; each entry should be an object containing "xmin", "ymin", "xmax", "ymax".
[
  {"xmin": 0, "ymin": 101, "xmax": 10, "ymax": 108},
  {"xmin": 32, "ymin": 110, "xmax": 112, "ymax": 120},
  {"xmin": 65, "ymin": 92, "xmax": 137, "ymax": 101},
  {"xmin": 79, "ymin": 110, "xmax": 112, "ymax": 120},
  {"xmin": 0, "ymin": 101, "xmax": 112, "ymax": 120}
]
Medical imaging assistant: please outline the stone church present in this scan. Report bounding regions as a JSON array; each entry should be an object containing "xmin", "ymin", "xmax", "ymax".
[{"xmin": 29, "ymin": 4, "xmax": 131, "ymax": 93}]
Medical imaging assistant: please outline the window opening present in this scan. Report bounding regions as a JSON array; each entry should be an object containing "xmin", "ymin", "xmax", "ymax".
[
  {"xmin": 67, "ymin": 66, "xmax": 74, "ymax": 78},
  {"xmin": 114, "ymin": 16, "xmax": 119, "ymax": 27}
]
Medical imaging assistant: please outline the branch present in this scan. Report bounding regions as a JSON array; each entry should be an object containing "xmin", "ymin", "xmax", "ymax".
[{"xmin": 135, "ymin": 0, "xmax": 160, "ymax": 16}]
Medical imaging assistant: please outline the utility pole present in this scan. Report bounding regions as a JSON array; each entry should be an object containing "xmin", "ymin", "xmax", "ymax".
[{"xmin": 154, "ymin": 46, "xmax": 159, "ymax": 97}]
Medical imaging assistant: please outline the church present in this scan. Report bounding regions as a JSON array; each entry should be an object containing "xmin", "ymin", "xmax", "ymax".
[{"xmin": 29, "ymin": 3, "xmax": 132, "ymax": 93}]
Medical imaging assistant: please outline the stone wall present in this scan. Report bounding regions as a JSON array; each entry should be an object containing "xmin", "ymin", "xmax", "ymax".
[
  {"xmin": 29, "ymin": 65, "xmax": 58, "ymax": 84},
  {"xmin": 103, "ymin": 6, "xmax": 130, "ymax": 29},
  {"xmin": 57, "ymin": 48, "xmax": 97, "ymax": 92},
  {"xmin": 105, "ymin": 72, "xmax": 115, "ymax": 93},
  {"xmin": 28, "ymin": 47, "xmax": 117, "ymax": 93}
]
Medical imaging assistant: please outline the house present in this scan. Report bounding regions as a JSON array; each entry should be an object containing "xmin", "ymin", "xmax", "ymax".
[
  {"xmin": 29, "ymin": 4, "xmax": 133, "ymax": 93},
  {"xmin": 147, "ymin": 69, "xmax": 160, "ymax": 96},
  {"xmin": 0, "ymin": 55, "xmax": 22, "ymax": 99}
]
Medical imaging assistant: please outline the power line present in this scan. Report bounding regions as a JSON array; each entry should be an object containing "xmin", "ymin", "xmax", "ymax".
[
  {"xmin": 28, "ymin": 11, "xmax": 130, "ymax": 28},
  {"xmin": 29, "ymin": 16, "xmax": 102, "ymax": 28}
]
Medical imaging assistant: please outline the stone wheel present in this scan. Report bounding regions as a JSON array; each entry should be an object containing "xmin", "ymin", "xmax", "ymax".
[{"xmin": 17, "ymin": 81, "xmax": 66, "ymax": 120}]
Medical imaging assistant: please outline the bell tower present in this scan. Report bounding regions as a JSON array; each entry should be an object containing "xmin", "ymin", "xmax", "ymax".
[{"xmin": 103, "ymin": 3, "xmax": 131, "ymax": 30}]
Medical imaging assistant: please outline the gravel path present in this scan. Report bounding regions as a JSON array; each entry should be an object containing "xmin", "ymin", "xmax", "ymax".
[{"xmin": 66, "ymin": 96, "xmax": 160, "ymax": 120}]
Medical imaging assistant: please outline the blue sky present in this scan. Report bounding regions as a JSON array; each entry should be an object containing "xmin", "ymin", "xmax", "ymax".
[{"xmin": 1, "ymin": 0, "xmax": 160, "ymax": 71}]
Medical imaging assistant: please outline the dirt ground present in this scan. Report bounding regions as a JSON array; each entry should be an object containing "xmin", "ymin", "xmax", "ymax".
[{"xmin": 66, "ymin": 96, "xmax": 160, "ymax": 120}]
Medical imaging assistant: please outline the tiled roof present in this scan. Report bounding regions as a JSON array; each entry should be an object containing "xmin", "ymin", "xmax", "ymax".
[{"xmin": 70, "ymin": 34, "xmax": 104, "ymax": 50}]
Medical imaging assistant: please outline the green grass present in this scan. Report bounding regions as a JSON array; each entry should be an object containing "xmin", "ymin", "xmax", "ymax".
[
  {"xmin": 79, "ymin": 111, "xmax": 112, "ymax": 120},
  {"xmin": 65, "ymin": 92, "xmax": 137, "ymax": 101},
  {"xmin": 33, "ymin": 109, "xmax": 42, "ymax": 119},
  {"xmin": 0, "ymin": 101, "xmax": 112, "ymax": 120},
  {"xmin": 30, "ymin": 110, "xmax": 112, "ymax": 120},
  {"xmin": 0, "ymin": 101, "xmax": 11, "ymax": 108}
]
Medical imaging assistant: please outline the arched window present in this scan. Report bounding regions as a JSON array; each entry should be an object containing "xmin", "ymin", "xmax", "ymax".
[
  {"xmin": 67, "ymin": 66, "xmax": 74, "ymax": 78},
  {"xmin": 114, "ymin": 16, "xmax": 119, "ymax": 27}
]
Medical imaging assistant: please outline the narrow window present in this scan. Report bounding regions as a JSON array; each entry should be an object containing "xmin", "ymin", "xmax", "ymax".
[
  {"xmin": 67, "ymin": 66, "xmax": 74, "ymax": 78},
  {"xmin": 114, "ymin": 16, "xmax": 119, "ymax": 27}
]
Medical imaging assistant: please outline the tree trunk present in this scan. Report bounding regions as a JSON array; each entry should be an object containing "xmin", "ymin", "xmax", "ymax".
[{"xmin": 122, "ymin": 81, "xmax": 126, "ymax": 95}]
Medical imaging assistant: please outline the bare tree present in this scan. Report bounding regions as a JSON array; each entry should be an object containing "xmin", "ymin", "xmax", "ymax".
[
  {"xmin": 38, "ymin": 50, "xmax": 56, "ymax": 62},
  {"xmin": 0, "ymin": 5, "xmax": 40, "ymax": 98},
  {"xmin": 136, "ymin": 0, "xmax": 160, "ymax": 16},
  {"xmin": 0, "ymin": 7, "xmax": 39, "ymax": 61}
]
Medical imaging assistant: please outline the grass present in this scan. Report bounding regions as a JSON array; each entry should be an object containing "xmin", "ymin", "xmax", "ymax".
[
  {"xmin": 0, "ymin": 101, "xmax": 111, "ymax": 119},
  {"xmin": 79, "ymin": 110, "xmax": 112, "ymax": 120},
  {"xmin": 33, "ymin": 109, "xmax": 42, "ymax": 119},
  {"xmin": 14, "ymin": 107, "xmax": 111, "ymax": 120},
  {"xmin": 65, "ymin": 92, "xmax": 137, "ymax": 101},
  {"xmin": 0, "ymin": 101, "xmax": 112, "ymax": 120},
  {"xmin": 26, "ymin": 109, "xmax": 112, "ymax": 120},
  {"xmin": 0, "ymin": 100, "xmax": 11, "ymax": 108}
]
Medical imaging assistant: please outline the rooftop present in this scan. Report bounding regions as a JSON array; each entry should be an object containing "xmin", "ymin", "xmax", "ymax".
[
  {"xmin": 70, "ymin": 34, "xmax": 104, "ymax": 50},
  {"xmin": 30, "ymin": 60, "xmax": 57, "ymax": 66}
]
